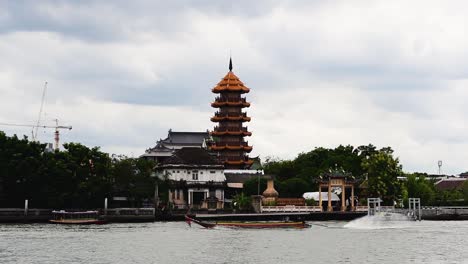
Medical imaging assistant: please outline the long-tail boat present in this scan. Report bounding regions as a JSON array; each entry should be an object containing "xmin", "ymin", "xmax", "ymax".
[{"xmin": 185, "ymin": 215, "xmax": 310, "ymax": 229}]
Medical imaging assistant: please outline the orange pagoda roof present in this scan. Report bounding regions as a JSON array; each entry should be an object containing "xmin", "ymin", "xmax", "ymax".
[
  {"xmin": 210, "ymin": 145, "xmax": 253, "ymax": 152},
  {"xmin": 225, "ymin": 160, "xmax": 254, "ymax": 166},
  {"xmin": 211, "ymin": 131, "xmax": 252, "ymax": 137},
  {"xmin": 212, "ymin": 71, "xmax": 250, "ymax": 94}
]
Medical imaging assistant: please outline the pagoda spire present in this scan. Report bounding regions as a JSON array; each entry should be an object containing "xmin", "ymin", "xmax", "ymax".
[{"xmin": 229, "ymin": 57, "xmax": 233, "ymax": 72}]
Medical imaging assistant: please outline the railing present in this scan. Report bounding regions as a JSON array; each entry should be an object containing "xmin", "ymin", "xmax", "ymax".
[
  {"xmin": 0, "ymin": 208, "xmax": 52, "ymax": 217},
  {"xmin": 276, "ymin": 198, "xmax": 305, "ymax": 206},
  {"xmin": 105, "ymin": 208, "xmax": 155, "ymax": 216},
  {"xmin": 379, "ymin": 206, "xmax": 395, "ymax": 212},
  {"xmin": 213, "ymin": 126, "xmax": 249, "ymax": 132},
  {"xmin": 185, "ymin": 181, "xmax": 224, "ymax": 186},
  {"xmin": 214, "ymin": 97, "xmax": 247, "ymax": 103},
  {"xmin": 172, "ymin": 202, "xmax": 188, "ymax": 210},
  {"xmin": 0, "ymin": 208, "xmax": 29, "ymax": 217},
  {"xmin": 201, "ymin": 200, "xmax": 224, "ymax": 210},
  {"xmin": 261, "ymin": 205, "xmax": 322, "ymax": 212},
  {"xmin": 213, "ymin": 112, "xmax": 248, "ymax": 118},
  {"xmin": 355, "ymin": 206, "xmax": 368, "ymax": 212},
  {"xmin": 214, "ymin": 141, "xmax": 249, "ymax": 147}
]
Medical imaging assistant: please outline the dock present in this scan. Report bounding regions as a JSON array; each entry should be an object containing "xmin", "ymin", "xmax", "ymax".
[{"xmin": 1, "ymin": 207, "xmax": 468, "ymax": 223}]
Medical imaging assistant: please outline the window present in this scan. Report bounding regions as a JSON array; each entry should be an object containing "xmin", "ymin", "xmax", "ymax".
[
  {"xmin": 176, "ymin": 190, "xmax": 180, "ymax": 200},
  {"xmin": 171, "ymin": 190, "xmax": 175, "ymax": 200},
  {"xmin": 172, "ymin": 170, "xmax": 175, "ymax": 173},
  {"xmin": 192, "ymin": 171, "xmax": 198, "ymax": 180},
  {"xmin": 176, "ymin": 171, "xmax": 179, "ymax": 173},
  {"xmin": 210, "ymin": 171, "xmax": 216, "ymax": 174},
  {"xmin": 200, "ymin": 171, "xmax": 203, "ymax": 174}
]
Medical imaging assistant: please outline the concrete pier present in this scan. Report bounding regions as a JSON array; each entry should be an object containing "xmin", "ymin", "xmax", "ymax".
[
  {"xmin": 1, "ymin": 207, "xmax": 468, "ymax": 223},
  {"xmin": 0, "ymin": 208, "xmax": 156, "ymax": 223}
]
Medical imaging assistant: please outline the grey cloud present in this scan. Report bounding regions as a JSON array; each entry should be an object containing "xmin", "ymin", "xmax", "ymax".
[
  {"xmin": 2, "ymin": 0, "xmax": 468, "ymax": 174},
  {"xmin": 0, "ymin": 0, "xmax": 277, "ymax": 42}
]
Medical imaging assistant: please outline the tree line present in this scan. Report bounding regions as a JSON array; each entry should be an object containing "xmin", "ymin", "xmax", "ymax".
[
  {"xmin": 243, "ymin": 145, "xmax": 468, "ymax": 206},
  {"xmin": 1, "ymin": 131, "xmax": 467, "ymax": 208},
  {"xmin": 0, "ymin": 132, "xmax": 156, "ymax": 208}
]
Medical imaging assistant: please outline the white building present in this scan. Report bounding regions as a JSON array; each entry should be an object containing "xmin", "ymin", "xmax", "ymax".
[{"xmin": 156, "ymin": 147, "xmax": 225, "ymax": 209}]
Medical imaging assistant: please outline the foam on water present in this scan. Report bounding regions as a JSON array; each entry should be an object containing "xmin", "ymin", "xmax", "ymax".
[{"xmin": 344, "ymin": 212, "xmax": 413, "ymax": 229}]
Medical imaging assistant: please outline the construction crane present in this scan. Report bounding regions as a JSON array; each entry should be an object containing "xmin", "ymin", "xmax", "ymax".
[
  {"xmin": 33, "ymin": 82, "xmax": 48, "ymax": 141},
  {"xmin": 0, "ymin": 119, "xmax": 72, "ymax": 151}
]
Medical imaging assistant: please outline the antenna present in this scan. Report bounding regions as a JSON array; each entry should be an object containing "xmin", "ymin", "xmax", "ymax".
[
  {"xmin": 438, "ymin": 160, "xmax": 443, "ymax": 175},
  {"xmin": 34, "ymin": 82, "xmax": 48, "ymax": 141}
]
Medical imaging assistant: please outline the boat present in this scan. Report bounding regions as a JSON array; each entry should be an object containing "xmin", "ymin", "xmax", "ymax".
[
  {"xmin": 185, "ymin": 215, "xmax": 310, "ymax": 229},
  {"xmin": 49, "ymin": 210, "xmax": 107, "ymax": 225}
]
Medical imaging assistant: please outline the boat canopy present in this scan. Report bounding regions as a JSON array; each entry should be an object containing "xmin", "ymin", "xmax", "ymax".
[{"xmin": 52, "ymin": 210, "xmax": 99, "ymax": 214}]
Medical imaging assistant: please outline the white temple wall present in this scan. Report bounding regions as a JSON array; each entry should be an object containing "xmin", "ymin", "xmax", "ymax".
[{"xmin": 163, "ymin": 168, "xmax": 225, "ymax": 182}]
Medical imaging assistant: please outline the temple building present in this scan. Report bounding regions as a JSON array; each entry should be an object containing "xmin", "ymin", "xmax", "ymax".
[
  {"xmin": 141, "ymin": 129, "xmax": 211, "ymax": 163},
  {"xmin": 209, "ymin": 59, "xmax": 253, "ymax": 169},
  {"xmin": 155, "ymin": 147, "xmax": 225, "ymax": 209}
]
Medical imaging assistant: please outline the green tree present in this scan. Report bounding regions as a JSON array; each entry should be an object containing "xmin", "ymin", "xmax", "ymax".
[
  {"xmin": 277, "ymin": 177, "xmax": 311, "ymax": 197},
  {"xmin": 0, "ymin": 131, "xmax": 156, "ymax": 208},
  {"xmin": 405, "ymin": 174, "xmax": 435, "ymax": 205},
  {"xmin": 362, "ymin": 151, "xmax": 402, "ymax": 204},
  {"xmin": 463, "ymin": 181, "xmax": 468, "ymax": 203},
  {"xmin": 242, "ymin": 177, "xmax": 267, "ymax": 196},
  {"xmin": 111, "ymin": 156, "xmax": 156, "ymax": 206}
]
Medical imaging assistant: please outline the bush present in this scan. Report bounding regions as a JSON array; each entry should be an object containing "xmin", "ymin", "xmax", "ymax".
[
  {"xmin": 305, "ymin": 198, "xmax": 316, "ymax": 206},
  {"xmin": 232, "ymin": 193, "xmax": 252, "ymax": 211},
  {"xmin": 263, "ymin": 200, "xmax": 277, "ymax": 206}
]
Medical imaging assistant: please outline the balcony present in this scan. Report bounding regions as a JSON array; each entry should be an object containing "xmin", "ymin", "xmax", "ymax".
[
  {"xmin": 221, "ymin": 156, "xmax": 254, "ymax": 166},
  {"xmin": 211, "ymin": 143, "xmax": 253, "ymax": 152},
  {"xmin": 215, "ymin": 141, "xmax": 250, "ymax": 147},
  {"xmin": 211, "ymin": 126, "xmax": 252, "ymax": 136},
  {"xmin": 211, "ymin": 97, "xmax": 250, "ymax": 108},
  {"xmin": 210, "ymin": 112, "xmax": 251, "ymax": 122}
]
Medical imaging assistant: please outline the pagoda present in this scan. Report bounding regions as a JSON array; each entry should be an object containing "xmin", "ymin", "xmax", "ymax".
[{"xmin": 209, "ymin": 59, "xmax": 253, "ymax": 169}]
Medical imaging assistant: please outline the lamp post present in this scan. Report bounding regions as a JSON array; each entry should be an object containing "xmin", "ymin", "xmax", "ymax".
[
  {"xmin": 438, "ymin": 160, "xmax": 443, "ymax": 176},
  {"xmin": 257, "ymin": 171, "xmax": 260, "ymax": 196}
]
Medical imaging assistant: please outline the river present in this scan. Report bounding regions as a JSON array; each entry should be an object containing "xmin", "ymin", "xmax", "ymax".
[{"xmin": 1, "ymin": 218, "xmax": 467, "ymax": 264}]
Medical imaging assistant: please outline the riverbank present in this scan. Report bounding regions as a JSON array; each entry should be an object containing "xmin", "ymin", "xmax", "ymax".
[{"xmin": 2, "ymin": 207, "xmax": 468, "ymax": 223}]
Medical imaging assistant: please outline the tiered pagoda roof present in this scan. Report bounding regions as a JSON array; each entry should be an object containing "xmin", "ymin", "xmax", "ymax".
[
  {"xmin": 212, "ymin": 72, "xmax": 250, "ymax": 94},
  {"xmin": 209, "ymin": 59, "xmax": 253, "ymax": 169}
]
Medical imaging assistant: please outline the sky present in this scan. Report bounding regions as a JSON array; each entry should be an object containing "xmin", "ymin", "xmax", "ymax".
[{"xmin": 1, "ymin": 0, "xmax": 468, "ymax": 175}]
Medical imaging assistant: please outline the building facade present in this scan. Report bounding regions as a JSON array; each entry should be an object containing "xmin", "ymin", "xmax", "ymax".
[
  {"xmin": 209, "ymin": 59, "xmax": 253, "ymax": 169},
  {"xmin": 156, "ymin": 147, "xmax": 225, "ymax": 209}
]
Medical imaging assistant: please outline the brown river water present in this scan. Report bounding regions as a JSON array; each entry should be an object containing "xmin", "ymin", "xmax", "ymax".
[{"xmin": 0, "ymin": 217, "xmax": 467, "ymax": 264}]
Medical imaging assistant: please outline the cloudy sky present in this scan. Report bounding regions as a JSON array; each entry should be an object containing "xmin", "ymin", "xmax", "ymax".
[{"xmin": 1, "ymin": 0, "xmax": 468, "ymax": 174}]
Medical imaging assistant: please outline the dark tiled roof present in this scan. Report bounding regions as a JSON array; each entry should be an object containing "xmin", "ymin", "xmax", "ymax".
[
  {"xmin": 146, "ymin": 130, "xmax": 210, "ymax": 154},
  {"xmin": 162, "ymin": 131, "xmax": 209, "ymax": 145},
  {"xmin": 435, "ymin": 179, "xmax": 466, "ymax": 191},
  {"xmin": 162, "ymin": 147, "xmax": 220, "ymax": 165}
]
